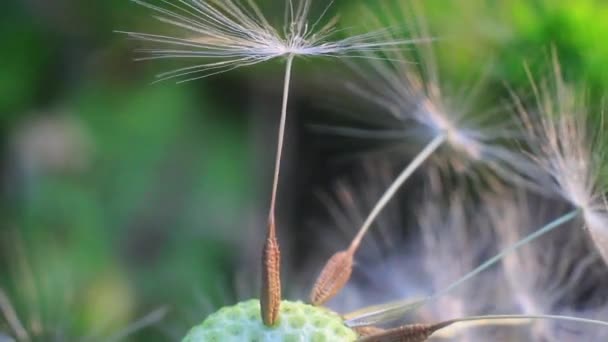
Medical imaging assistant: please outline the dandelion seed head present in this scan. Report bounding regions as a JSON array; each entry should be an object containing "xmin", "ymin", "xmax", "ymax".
[
  {"xmin": 418, "ymin": 98, "xmax": 484, "ymax": 160},
  {"xmin": 538, "ymin": 108, "xmax": 597, "ymax": 211},
  {"xmin": 327, "ymin": 3, "xmax": 540, "ymax": 189},
  {"xmin": 517, "ymin": 60, "xmax": 608, "ymax": 259},
  {"xmin": 342, "ymin": 46, "xmax": 541, "ymax": 191},
  {"xmin": 120, "ymin": 0, "xmax": 413, "ymax": 82}
]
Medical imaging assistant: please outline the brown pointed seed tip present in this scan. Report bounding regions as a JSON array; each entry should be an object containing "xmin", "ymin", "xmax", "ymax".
[
  {"xmin": 355, "ymin": 326, "xmax": 385, "ymax": 337},
  {"xmin": 260, "ymin": 221, "xmax": 281, "ymax": 326},
  {"xmin": 357, "ymin": 322, "xmax": 453, "ymax": 342},
  {"xmin": 310, "ymin": 250, "xmax": 354, "ymax": 305}
]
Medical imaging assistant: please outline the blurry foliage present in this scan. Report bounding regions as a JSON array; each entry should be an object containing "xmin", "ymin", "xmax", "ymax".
[
  {"xmin": 2, "ymin": 81, "xmax": 248, "ymax": 339},
  {"xmin": 1, "ymin": 0, "xmax": 608, "ymax": 341},
  {"xmin": 0, "ymin": 9, "xmax": 51, "ymax": 121}
]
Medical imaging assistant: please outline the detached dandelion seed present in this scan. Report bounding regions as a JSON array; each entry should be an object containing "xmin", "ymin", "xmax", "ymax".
[
  {"xmin": 120, "ymin": 0, "xmax": 415, "ymax": 83},
  {"xmin": 514, "ymin": 57, "xmax": 608, "ymax": 265},
  {"xmin": 343, "ymin": 46, "xmax": 539, "ymax": 184},
  {"xmin": 336, "ymin": 2, "xmax": 538, "ymax": 185},
  {"xmin": 310, "ymin": 134, "xmax": 444, "ymax": 306},
  {"xmin": 310, "ymin": 4, "xmax": 536, "ymax": 307},
  {"xmin": 121, "ymin": 0, "xmax": 417, "ymax": 328},
  {"xmin": 337, "ymin": 176, "xmax": 504, "ymax": 337}
]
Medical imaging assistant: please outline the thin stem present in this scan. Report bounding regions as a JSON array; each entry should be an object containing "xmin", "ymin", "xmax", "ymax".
[
  {"xmin": 432, "ymin": 209, "xmax": 580, "ymax": 300},
  {"xmin": 268, "ymin": 54, "xmax": 295, "ymax": 234},
  {"xmin": 106, "ymin": 307, "xmax": 168, "ymax": 342},
  {"xmin": 344, "ymin": 298, "xmax": 427, "ymax": 327},
  {"xmin": 310, "ymin": 134, "xmax": 446, "ymax": 306},
  {"xmin": 348, "ymin": 134, "xmax": 446, "ymax": 252},
  {"xmin": 260, "ymin": 55, "xmax": 295, "ymax": 327},
  {"xmin": 444, "ymin": 314, "xmax": 608, "ymax": 329},
  {"xmin": 0, "ymin": 288, "xmax": 29, "ymax": 341}
]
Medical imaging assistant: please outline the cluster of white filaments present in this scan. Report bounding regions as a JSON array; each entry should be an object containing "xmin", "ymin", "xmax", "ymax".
[
  {"xmin": 555, "ymin": 117, "xmax": 603, "ymax": 209},
  {"xmin": 516, "ymin": 61, "xmax": 608, "ymax": 262},
  {"xmin": 417, "ymin": 98, "xmax": 484, "ymax": 160},
  {"xmin": 120, "ymin": 0, "xmax": 412, "ymax": 82},
  {"xmin": 540, "ymin": 110, "xmax": 606, "ymax": 225},
  {"xmin": 344, "ymin": 47, "xmax": 543, "ymax": 190}
]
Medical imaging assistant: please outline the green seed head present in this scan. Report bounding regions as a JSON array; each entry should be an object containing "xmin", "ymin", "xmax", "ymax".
[{"xmin": 183, "ymin": 299, "xmax": 358, "ymax": 342}]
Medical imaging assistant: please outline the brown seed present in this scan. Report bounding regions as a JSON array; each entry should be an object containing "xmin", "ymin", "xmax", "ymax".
[
  {"xmin": 357, "ymin": 322, "xmax": 453, "ymax": 342},
  {"xmin": 310, "ymin": 250, "xmax": 354, "ymax": 305},
  {"xmin": 355, "ymin": 326, "xmax": 385, "ymax": 337},
  {"xmin": 260, "ymin": 220, "xmax": 281, "ymax": 326}
]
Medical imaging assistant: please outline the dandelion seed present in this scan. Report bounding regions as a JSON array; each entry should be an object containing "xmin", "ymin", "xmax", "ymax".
[
  {"xmin": 334, "ymin": 1, "xmax": 538, "ymax": 185},
  {"xmin": 357, "ymin": 322, "xmax": 448, "ymax": 342},
  {"xmin": 513, "ymin": 54, "xmax": 608, "ymax": 265},
  {"xmin": 120, "ymin": 0, "xmax": 415, "ymax": 83},
  {"xmin": 121, "ymin": 0, "xmax": 418, "ymax": 327},
  {"xmin": 310, "ymin": 3, "xmax": 536, "ymax": 307},
  {"xmin": 310, "ymin": 134, "xmax": 444, "ymax": 306},
  {"xmin": 342, "ymin": 49, "xmax": 540, "ymax": 184}
]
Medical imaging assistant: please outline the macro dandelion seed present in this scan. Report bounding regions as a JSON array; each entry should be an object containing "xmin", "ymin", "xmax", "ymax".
[
  {"xmin": 513, "ymin": 56, "xmax": 608, "ymax": 265},
  {"xmin": 329, "ymin": 1, "xmax": 538, "ymax": 184},
  {"xmin": 341, "ymin": 46, "xmax": 539, "ymax": 185},
  {"xmin": 309, "ymin": 8, "xmax": 538, "ymax": 307},
  {"xmin": 120, "ymin": 0, "xmax": 416, "ymax": 83},
  {"xmin": 332, "ymin": 174, "xmax": 506, "ymax": 340},
  {"xmin": 120, "ymin": 0, "xmax": 419, "ymax": 327}
]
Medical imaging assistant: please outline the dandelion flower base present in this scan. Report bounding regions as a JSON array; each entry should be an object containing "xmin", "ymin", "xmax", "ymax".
[{"xmin": 183, "ymin": 299, "xmax": 357, "ymax": 342}]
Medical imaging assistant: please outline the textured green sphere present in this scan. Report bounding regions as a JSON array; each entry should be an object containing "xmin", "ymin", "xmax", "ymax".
[{"xmin": 183, "ymin": 299, "xmax": 358, "ymax": 342}]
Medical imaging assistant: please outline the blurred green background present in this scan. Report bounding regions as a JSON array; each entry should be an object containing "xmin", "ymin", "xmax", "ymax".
[{"xmin": 1, "ymin": 0, "xmax": 608, "ymax": 341}]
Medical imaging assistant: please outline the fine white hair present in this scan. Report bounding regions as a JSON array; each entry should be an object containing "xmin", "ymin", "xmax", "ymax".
[
  {"xmin": 119, "ymin": 0, "xmax": 416, "ymax": 82},
  {"xmin": 514, "ymin": 56, "xmax": 608, "ymax": 265}
]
